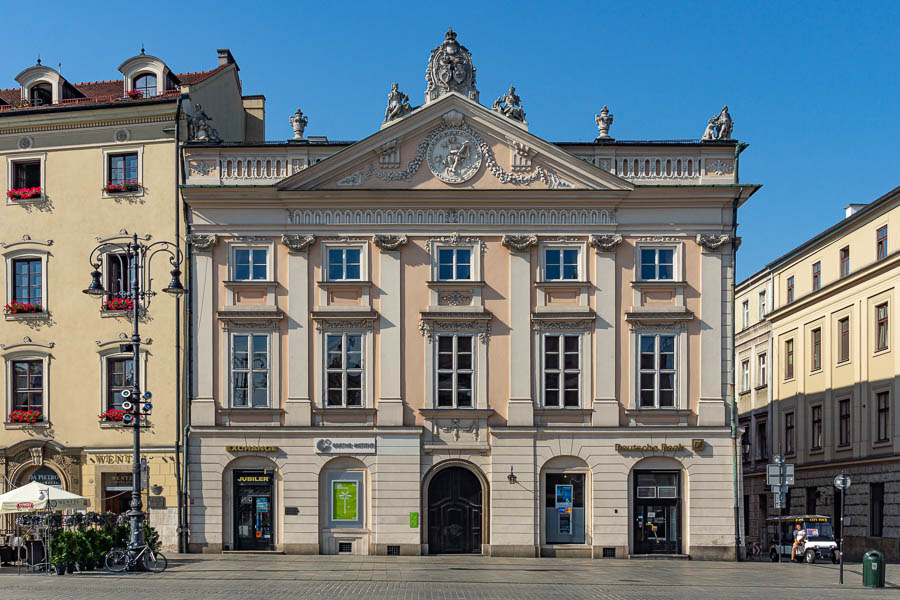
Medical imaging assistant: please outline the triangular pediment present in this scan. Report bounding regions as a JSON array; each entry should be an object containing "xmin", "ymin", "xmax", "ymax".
[{"xmin": 277, "ymin": 93, "xmax": 633, "ymax": 192}]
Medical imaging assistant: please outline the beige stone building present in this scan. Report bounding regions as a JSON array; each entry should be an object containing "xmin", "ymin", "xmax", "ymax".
[
  {"xmin": 0, "ymin": 49, "xmax": 257, "ymax": 549},
  {"xmin": 737, "ymin": 187, "xmax": 900, "ymax": 560},
  {"xmin": 182, "ymin": 30, "xmax": 758, "ymax": 558}
]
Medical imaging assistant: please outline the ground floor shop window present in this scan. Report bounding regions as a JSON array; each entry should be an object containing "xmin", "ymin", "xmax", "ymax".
[
  {"xmin": 633, "ymin": 470, "xmax": 681, "ymax": 554},
  {"xmin": 102, "ymin": 472, "xmax": 133, "ymax": 513},
  {"xmin": 233, "ymin": 470, "xmax": 274, "ymax": 551},
  {"xmin": 544, "ymin": 473, "xmax": 585, "ymax": 544}
]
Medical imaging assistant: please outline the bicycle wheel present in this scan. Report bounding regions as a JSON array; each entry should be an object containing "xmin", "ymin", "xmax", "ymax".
[
  {"xmin": 105, "ymin": 549, "xmax": 129, "ymax": 573},
  {"xmin": 142, "ymin": 550, "xmax": 167, "ymax": 573}
]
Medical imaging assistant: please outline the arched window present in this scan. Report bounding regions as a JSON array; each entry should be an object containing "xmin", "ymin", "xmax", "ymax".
[
  {"xmin": 30, "ymin": 83, "xmax": 52, "ymax": 106},
  {"xmin": 133, "ymin": 73, "xmax": 157, "ymax": 98}
]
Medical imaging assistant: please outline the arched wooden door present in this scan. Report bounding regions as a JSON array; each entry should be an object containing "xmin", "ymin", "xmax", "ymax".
[{"xmin": 427, "ymin": 467, "xmax": 482, "ymax": 554}]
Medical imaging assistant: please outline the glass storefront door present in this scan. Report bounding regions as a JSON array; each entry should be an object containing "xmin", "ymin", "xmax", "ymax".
[
  {"xmin": 233, "ymin": 470, "xmax": 274, "ymax": 551},
  {"xmin": 633, "ymin": 470, "xmax": 681, "ymax": 554}
]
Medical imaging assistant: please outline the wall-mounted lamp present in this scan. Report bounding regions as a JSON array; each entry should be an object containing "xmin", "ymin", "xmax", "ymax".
[{"xmin": 507, "ymin": 466, "xmax": 517, "ymax": 485}]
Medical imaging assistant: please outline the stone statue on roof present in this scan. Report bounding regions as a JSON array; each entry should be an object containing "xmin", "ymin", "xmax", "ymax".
[
  {"xmin": 701, "ymin": 105, "xmax": 734, "ymax": 141},
  {"xmin": 492, "ymin": 86, "xmax": 526, "ymax": 123},
  {"xmin": 187, "ymin": 104, "xmax": 220, "ymax": 142},
  {"xmin": 425, "ymin": 27, "xmax": 479, "ymax": 104},
  {"xmin": 290, "ymin": 108, "xmax": 308, "ymax": 140},
  {"xmin": 383, "ymin": 83, "xmax": 413, "ymax": 123}
]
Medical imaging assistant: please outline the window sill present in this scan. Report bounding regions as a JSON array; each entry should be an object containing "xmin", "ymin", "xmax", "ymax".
[
  {"xmin": 219, "ymin": 407, "xmax": 284, "ymax": 416},
  {"xmin": 317, "ymin": 280, "xmax": 372, "ymax": 288},
  {"xmin": 873, "ymin": 347, "xmax": 890, "ymax": 356},
  {"xmin": 102, "ymin": 190, "xmax": 145, "ymax": 200},
  {"xmin": 535, "ymin": 408, "xmax": 594, "ymax": 416},
  {"xmin": 738, "ymin": 390, "xmax": 751, "ymax": 397},
  {"xmin": 630, "ymin": 280, "xmax": 687, "ymax": 288},
  {"xmin": 100, "ymin": 310, "xmax": 133, "ymax": 318},
  {"xmin": 5, "ymin": 421, "xmax": 49, "ymax": 429},
  {"xmin": 836, "ymin": 444, "xmax": 852, "ymax": 451},
  {"xmin": 426, "ymin": 280, "xmax": 485, "ymax": 289},
  {"xmin": 810, "ymin": 368, "xmax": 822, "ymax": 375},
  {"xmin": 419, "ymin": 408, "xmax": 494, "ymax": 418},
  {"xmin": 836, "ymin": 360, "xmax": 851, "ymax": 367},
  {"xmin": 99, "ymin": 421, "xmax": 143, "ymax": 428},
  {"xmin": 7, "ymin": 196, "xmax": 46, "ymax": 206},
  {"xmin": 4, "ymin": 312, "xmax": 49, "ymax": 321},
  {"xmin": 809, "ymin": 448, "xmax": 824, "ymax": 455},
  {"xmin": 624, "ymin": 408, "xmax": 691, "ymax": 416},
  {"xmin": 872, "ymin": 440, "xmax": 892, "ymax": 448},
  {"xmin": 783, "ymin": 377, "xmax": 795, "ymax": 383},
  {"xmin": 534, "ymin": 280, "xmax": 590, "ymax": 288},
  {"xmin": 313, "ymin": 407, "xmax": 376, "ymax": 416},
  {"xmin": 754, "ymin": 384, "xmax": 768, "ymax": 391},
  {"xmin": 223, "ymin": 280, "xmax": 277, "ymax": 288}
]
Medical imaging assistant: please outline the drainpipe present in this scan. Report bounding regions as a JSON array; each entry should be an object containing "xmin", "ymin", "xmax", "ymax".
[{"xmin": 173, "ymin": 93, "xmax": 186, "ymax": 554}]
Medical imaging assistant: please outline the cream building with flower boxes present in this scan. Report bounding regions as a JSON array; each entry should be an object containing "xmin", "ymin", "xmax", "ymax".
[
  {"xmin": 182, "ymin": 30, "xmax": 758, "ymax": 559},
  {"xmin": 0, "ymin": 48, "xmax": 258, "ymax": 549}
]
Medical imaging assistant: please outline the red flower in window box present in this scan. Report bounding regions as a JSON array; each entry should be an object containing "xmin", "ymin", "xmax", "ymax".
[
  {"xmin": 7, "ymin": 187, "xmax": 42, "ymax": 200},
  {"xmin": 102, "ymin": 297, "xmax": 134, "ymax": 312},
  {"xmin": 126, "ymin": 90, "xmax": 143, "ymax": 100},
  {"xmin": 103, "ymin": 180, "xmax": 143, "ymax": 194},
  {"xmin": 8, "ymin": 410, "xmax": 43, "ymax": 424},
  {"xmin": 3, "ymin": 301, "xmax": 42, "ymax": 314},
  {"xmin": 98, "ymin": 409, "xmax": 125, "ymax": 422}
]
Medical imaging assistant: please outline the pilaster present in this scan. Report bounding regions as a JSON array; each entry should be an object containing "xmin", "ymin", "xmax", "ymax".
[
  {"xmin": 187, "ymin": 233, "xmax": 217, "ymax": 426},
  {"xmin": 502, "ymin": 235, "xmax": 536, "ymax": 426},
  {"xmin": 374, "ymin": 234, "xmax": 408, "ymax": 425},
  {"xmin": 697, "ymin": 234, "xmax": 729, "ymax": 426},
  {"xmin": 590, "ymin": 234, "xmax": 621, "ymax": 426},
  {"xmin": 283, "ymin": 234, "xmax": 315, "ymax": 426}
]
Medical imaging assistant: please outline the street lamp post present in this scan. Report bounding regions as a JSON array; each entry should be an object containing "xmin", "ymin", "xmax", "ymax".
[{"xmin": 84, "ymin": 233, "xmax": 185, "ymax": 549}]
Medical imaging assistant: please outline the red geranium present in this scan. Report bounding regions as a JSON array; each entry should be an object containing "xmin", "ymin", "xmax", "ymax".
[
  {"xmin": 3, "ymin": 301, "xmax": 42, "ymax": 314},
  {"xmin": 102, "ymin": 297, "xmax": 134, "ymax": 312},
  {"xmin": 103, "ymin": 180, "xmax": 142, "ymax": 194},
  {"xmin": 99, "ymin": 409, "xmax": 125, "ymax": 422},
  {"xmin": 8, "ymin": 409, "xmax": 43, "ymax": 424},
  {"xmin": 126, "ymin": 90, "xmax": 143, "ymax": 99},
  {"xmin": 7, "ymin": 187, "xmax": 42, "ymax": 200}
]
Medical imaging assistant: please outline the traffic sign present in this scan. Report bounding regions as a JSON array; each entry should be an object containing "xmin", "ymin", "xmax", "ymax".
[
  {"xmin": 834, "ymin": 473, "xmax": 852, "ymax": 490},
  {"xmin": 784, "ymin": 464, "xmax": 795, "ymax": 485},
  {"xmin": 773, "ymin": 494, "xmax": 785, "ymax": 509},
  {"xmin": 767, "ymin": 462, "xmax": 795, "ymax": 486}
]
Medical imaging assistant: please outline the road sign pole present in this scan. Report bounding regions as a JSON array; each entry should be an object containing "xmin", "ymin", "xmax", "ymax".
[
  {"xmin": 779, "ymin": 456, "xmax": 785, "ymax": 562},
  {"xmin": 839, "ymin": 472, "xmax": 845, "ymax": 585}
]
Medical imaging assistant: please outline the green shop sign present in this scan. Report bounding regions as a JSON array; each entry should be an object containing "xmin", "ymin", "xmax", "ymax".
[{"xmin": 332, "ymin": 481, "xmax": 358, "ymax": 521}]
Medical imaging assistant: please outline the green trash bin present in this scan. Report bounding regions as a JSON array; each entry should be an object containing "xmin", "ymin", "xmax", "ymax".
[{"xmin": 862, "ymin": 550, "xmax": 886, "ymax": 588}]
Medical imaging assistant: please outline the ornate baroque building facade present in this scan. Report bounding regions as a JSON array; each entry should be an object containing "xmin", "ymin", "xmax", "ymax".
[
  {"xmin": 0, "ymin": 48, "xmax": 259, "ymax": 549},
  {"xmin": 182, "ymin": 30, "xmax": 758, "ymax": 558},
  {"xmin": 737, "ymin": 188, "xmax": 900, "ymax": 560}
]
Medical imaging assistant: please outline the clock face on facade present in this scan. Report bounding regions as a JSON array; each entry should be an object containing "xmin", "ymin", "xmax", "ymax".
[{"xmin": 426, "ymin": 129, "xmax": 483, "ymax": 184}]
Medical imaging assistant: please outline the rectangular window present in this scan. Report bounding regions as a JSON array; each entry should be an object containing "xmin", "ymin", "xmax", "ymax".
[
  {"xmin": 106, "ymin": 253, "xmax": 132, "ymax": 299},
  {"xmin": 327, "ymin": 247, "xmax": 362, "ymax": 281},
  {"xmin": 870, "ymin": 483, "xmax": 884, "ymax": 537},
  {"xmin": 759, "ymin": 290, "xmax": 767, "ymax": 318},
  {"xmin": 812, "ymin": 261, "xmax": 821, "ymax": 291},
  {"xmin": 544, "ymin": 248, "xmax": 579, "ymax": 281},
  {"xmin": 12, "ymin": 360, "xmax": 43, "ymax": 413},
  {"xmin": 876, "ymin": 225, "xmax": 888, "ymax": 261},
  {"xmin": 436, "ymin": 334, "xmax": 473, "ymax": 408},
  {"xmin": 742, "ymin": 300, "xmax": 749, "ymax": 329},
  {"xmin": 232, "ymin": 333, "xmax": 269, "ymax": 408},
  {"xmin": 12, "ymin": 258, "xmax": 42, "ymax": 305},
  {"xmin": 107, "ymin": 153, "xmax": 138, "ymax": 186},
  {"xmin": 784, "ymin": 412, "xmax": 795, "ymax": 455},
  {"xmin": 106, "ymin": 357, "xmax": 134, "ymax": 411},
  {"xmin": 876, "ymin": 391, "xmax": 890, "ymax": 442},
  {"xmin": 785, "ymin": 339, "xmax": 794, "ymax": 380},
  {"xmin": 13, "ymin": 160, "xmax": 41, "ymax": 189},
  {"xmin": 758, "ymin": 352, "xmax": 767, "ymax": 386},
  {"xmin": 639, "ymin": 248, "xmax": 674, "ymax": 281},
  {"xmin": 839, "ymin": 399, "xmax": 851, "ymax": 446},
  {"xmin": 786, "ymin": 276, "xmax": 794, "ymax": 304},
  {"xmin": 234, "ymin": 248, "xmax": 268, "ymax": 281},
  {"xmin": 876, "ymin": 303, "xmax": 889, "ymax": 351},
  {"xmin": 811, "ymin": 405, "xmax": 823, "ymax": 450},
  {"xmin": 741, "ymin": 359, "xmax": 750, "ymax": 392},
  {"xmin": 543, "ymin": 334, "xmax": 580, "ymax": 407},
  {"xmin": 839, "ymin": 246, "xmax": 850, "ymax": 278},
  {"xmin": 325, "ymin": 333, "xmax": 363, "ymax": 407},
  {"xmin": 638, "ymin": 334, "xmax": 676, "ymax": 408},
  {"xmin": 756, "ymin": 420, "xmax": 768, "ymax": 460},
  {"xmin": 838, "ymin": 317, "xmax": 850, "ymax": 363},
  {"xmin": 811, "ymin": 328, "xmax": 822, "ymax": 371},
  {"xmin": 437, "ymin": 247, "xmax": 472, "ymax": 281}
]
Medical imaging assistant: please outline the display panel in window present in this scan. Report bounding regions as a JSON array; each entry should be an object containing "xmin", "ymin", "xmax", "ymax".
[
  {"xmin": 232, "ymin": 334, "xmax": 269, "ymax": 407},
  {"xmin": 234, "ymin": 248, "xmax": 267, "ymax": 281},
  {"xmin": 437, "ymin": 247, "xmax": 471, "ymax": 281},
  {"xmin": 327, "ymin": 247, "xmax": 361, "ymax": 281},
  {"xmin": 543, "ymin": 334, "xmax": 580, "ymax": 407},
  {"xmin": 12, "ymin": 360, "xmax": 43, "ymax": 413},
  {"xmin": 544, "ymin": 248, "xmax": 579, "ymax": 281},
  {"xmin": 638, "ymin": 334, "xmax": 676, "ymax": 408},
  {"xmin": 12, "ymin": 258, "xmax": 42, "ymax": 307},
  {"xmin": 106, "ymin": 357, "xmax": 134, "ymax": 411},
  {"xmin": 640, "ymin": 248, "xmax": 674, "ymax": 280},
  {"xmin": 436, "ymin": 334, "xmax": 473, "ymax": 408},
  {"xmin": 325, "ymin": 333, "xmax": 363, "ymax": 407}
]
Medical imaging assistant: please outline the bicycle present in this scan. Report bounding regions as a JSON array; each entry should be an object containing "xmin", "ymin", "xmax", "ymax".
[{"xmin": 104, "ymin": 543, "xmax": 167, "ymax": 573}]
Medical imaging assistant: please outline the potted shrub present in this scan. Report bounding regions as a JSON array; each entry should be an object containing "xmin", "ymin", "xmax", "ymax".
[
  {"xmin": 101, "ymin": 297, "xmax": 134, "ymax": 312},
  {"xmin": 8, "ymin": 409, "xmax": 43, "ymax": 424},
  {"xmin": 3, "ymin": 301, "xmax": 43, "ymax": 314},
  {"xmin": 6, "ymin": 186, "xmax": 42, "ymax": 201},
  {"xmin": 102, "ymin": 180, "xmax": 143, "ymax": 194},
  {"xmin": 50, "ymin": 530, "xmax": 75, "ymax": 575},
  {"xmin": 98, "ymin": 408, "xmax": 126, "ymax": 422}
]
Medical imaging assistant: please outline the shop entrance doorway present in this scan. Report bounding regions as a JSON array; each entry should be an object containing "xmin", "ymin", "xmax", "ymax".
[
  {"xmin": 633, "ymin": 470, "xmax": 681, "ymax": 555},
  {"xmin": 233, "ymin": 470, "xmax": 274, "ymax": 551},
  {"xmin": 427, "ymin": 466, "xmax": 482, "ymax": 554}
]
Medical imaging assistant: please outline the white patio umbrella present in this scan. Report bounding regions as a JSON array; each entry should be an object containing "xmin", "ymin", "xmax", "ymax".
[{"xmin": 0, "ymin": 481, "xmax": 89, "ymax": 514}]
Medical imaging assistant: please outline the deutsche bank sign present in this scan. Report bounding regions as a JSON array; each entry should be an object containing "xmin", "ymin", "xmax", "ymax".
[{"xmin": 315, "ymin": 438, "xmax": 377, "ymax": 455}]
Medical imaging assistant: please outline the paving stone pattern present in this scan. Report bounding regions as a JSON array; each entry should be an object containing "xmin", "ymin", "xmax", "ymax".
[{"xmin": 1, "ymin": 554, "xmax": 897, "ymax": 599}]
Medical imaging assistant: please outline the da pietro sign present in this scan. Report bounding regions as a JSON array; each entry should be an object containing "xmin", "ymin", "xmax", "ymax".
[{"xmin": 315, "ymin": 438, "xmax": 376, "ymax": 455}]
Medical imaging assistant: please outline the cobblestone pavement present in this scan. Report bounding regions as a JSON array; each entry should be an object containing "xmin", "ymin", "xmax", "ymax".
[{"xmin": 1, "ymin": 554, "xmax": 897, "ymax": 599}]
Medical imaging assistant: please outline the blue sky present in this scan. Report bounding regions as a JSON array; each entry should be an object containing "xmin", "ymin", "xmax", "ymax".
[{"xmin": 4, "ymin": 1, "xmax": 899, "ymax": 280}]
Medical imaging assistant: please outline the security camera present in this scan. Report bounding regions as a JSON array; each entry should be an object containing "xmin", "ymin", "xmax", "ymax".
[{"xmin": 121, "ymin": 389, "xmax": 132, "ymax": 399}]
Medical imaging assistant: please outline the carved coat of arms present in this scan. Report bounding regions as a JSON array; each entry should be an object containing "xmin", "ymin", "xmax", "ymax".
[{"xmin": 427, "ymin": 129, "xmax": 483, "ymax": 184}]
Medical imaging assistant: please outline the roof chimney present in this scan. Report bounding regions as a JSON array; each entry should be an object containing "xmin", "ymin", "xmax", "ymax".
[
  {"xmin": 845, "ymin": 203, "xmax": 867, "ymax": 219},
  {"xmin": 217, "ymin": 49, "xmax": 236, "ymax": 68}
]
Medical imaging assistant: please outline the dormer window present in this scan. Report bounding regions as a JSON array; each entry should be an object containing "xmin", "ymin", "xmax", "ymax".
[
  {"xmin": 133, "ymin": 73, "xmax": 157, "ymax": 98},
  {"xmin": 29, "ymin": 83, "xmax": 52, "ymax": 106}
]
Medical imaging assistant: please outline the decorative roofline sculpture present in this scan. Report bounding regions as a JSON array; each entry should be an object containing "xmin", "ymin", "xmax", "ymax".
[
  {"xmin": 492, "ymin": 86, "xmax": 526, "ymax": 123},
  {"xmin": 501, "ymin": 234, "xmax": 538, "ymax": 253},
  {"xmin": 383, "ymin": 83, "xmax": 413, "ymax": 123},
  {"xmin": 590, "ymin": 234, "xmax": 623, "ymax": 252},
  {"xmin": 701, "ymin": 105, "xmax": 734, "ymax": 141},
  {"xmin": 373, "ymin": 234, "xmax": 408, "ymax": 251},
  {"xmin": 281, "ymin": 234, "xmax": 315, "ymax": 253},
  {"xmin": 187, "ymin": 104, "xmax": 221, "ymax": 142},
  {"xmin": 290, "ymin": 109, "xmax": 308, "ymax": 140},
  {"xmin": 425, "ymin": 27, "xmax": 479, "ymax": 104},
  {"xmin": 595, "ymin": 106, "xmax": 614, "ymax": 140}
]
